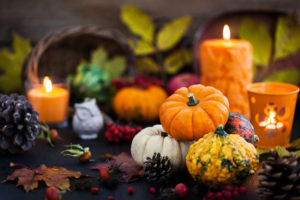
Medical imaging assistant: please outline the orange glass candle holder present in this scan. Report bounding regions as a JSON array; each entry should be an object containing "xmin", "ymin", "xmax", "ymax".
[
  {"xmin": 27, "ymin": 77, "xmax": 70, "ymax": 126},
  {"xmin": 247, "ymin": 82, "xmax": 299, "ymax": 149}
]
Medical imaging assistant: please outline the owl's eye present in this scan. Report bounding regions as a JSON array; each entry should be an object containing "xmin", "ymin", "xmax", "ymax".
[{"xmin": 78, "ymin": 109, "xmax": 90, "ymax": 118}]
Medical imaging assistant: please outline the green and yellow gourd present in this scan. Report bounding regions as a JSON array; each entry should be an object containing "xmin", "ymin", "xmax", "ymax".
[{"xmin": 186, "ymin": 125, "xmax": 259, "ymax": 186}]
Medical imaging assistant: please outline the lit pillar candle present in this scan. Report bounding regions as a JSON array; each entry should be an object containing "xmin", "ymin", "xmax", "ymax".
[
  {"xmin": 200, "ymin": 25, "xmax": 253, "ymax": 118},
  {"xmin": 28, "ymin": 77, "xmax": 69, "ymax": 123}
]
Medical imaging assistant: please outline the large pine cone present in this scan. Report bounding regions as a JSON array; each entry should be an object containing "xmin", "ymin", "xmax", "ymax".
[
  {"xmin": 257, "ymin": 152, "xmax": 300, "ymax": 200},
  {"xmin": 0, "ymin": 94, "xmax": 40, "ymax": 153}
]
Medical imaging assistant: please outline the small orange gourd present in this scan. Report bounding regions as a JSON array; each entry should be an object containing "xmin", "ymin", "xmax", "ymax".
[
  {"xmin": 159, "ymin": 84, "xmax": 230, "ymax": 140},
  {"xmin": 113, "ymin": 86, "xmax": 167, "ymax": 122}
]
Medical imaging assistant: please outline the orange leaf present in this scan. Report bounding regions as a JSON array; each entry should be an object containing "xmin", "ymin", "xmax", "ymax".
[{"xmin": 2, "ymin": 164, "xmax": 81, "ymax": 192}]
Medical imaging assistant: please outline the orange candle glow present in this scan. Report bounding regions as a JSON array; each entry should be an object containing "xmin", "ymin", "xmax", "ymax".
[
  {"xmin": 199, "ymin": 24, "xmax": 253, "ymax": 118},
  {"xmin": 247, "ymin": 82, "xmax": 299, "ymax": 149},
  {"xmin": 28, "ymin": 76, "xmax": 69, "ymax": 123}
]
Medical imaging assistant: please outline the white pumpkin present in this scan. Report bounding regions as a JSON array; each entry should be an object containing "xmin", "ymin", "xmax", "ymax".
[{"xmin": 131, "ymin": 124, "xmax": 193, "ymax": 170}]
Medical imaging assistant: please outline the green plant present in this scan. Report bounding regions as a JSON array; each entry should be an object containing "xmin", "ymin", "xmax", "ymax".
[
  {"xmin": 238, "ymin": 14, "xmax": 300, "ymax": 85},
  {"xmin": 68, "ymin": 47, "xmax": 126, "ymax": 103},
  {"xmin": 121, "ymin": 5, "xmax": 192, "ymax": 81}
]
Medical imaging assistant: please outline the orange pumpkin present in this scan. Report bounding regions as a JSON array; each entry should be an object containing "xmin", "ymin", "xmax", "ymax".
[
  {"xmin": 113, "ymin": 86, "xmax": 167, "ymax": 122},
  {"xmin": 159, "ymin": 84, "xmax": 230, "ymax": 140}
]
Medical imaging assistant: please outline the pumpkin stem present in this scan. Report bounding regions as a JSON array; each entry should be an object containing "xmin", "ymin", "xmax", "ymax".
[
  {"xmin": 215, "ymin": 125, "xmax": 228, "ymax": 136},
  {"xmin": 161, "ymin": 132, "xmax": 168, "ymax": 137},
  {"xmin": 187, "ymin": 93, "xmax": 199, "ymax": 106}
]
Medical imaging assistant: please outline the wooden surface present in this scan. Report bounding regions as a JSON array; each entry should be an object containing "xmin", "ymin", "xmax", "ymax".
[{"xmin": 0, "ymin": 0, "xmax": 300, "ymax": 46}]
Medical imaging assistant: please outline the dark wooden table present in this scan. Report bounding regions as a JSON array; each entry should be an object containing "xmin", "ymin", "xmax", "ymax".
[{"xmin": 0, "ymin": 102, "xmax": 299, "ymax": 200}]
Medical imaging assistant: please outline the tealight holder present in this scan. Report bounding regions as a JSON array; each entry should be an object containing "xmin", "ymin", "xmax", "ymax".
[
  {"xmin": 247, "ymin": 82, "xmax": 299, "ymax": 149},
  {"xmin": 26, "ymin": 77, "xmax": 70, "ymax": 127}
]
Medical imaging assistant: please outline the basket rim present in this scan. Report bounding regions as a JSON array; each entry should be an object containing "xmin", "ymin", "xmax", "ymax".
[{"xmin": 23, "ymin": 25, "xmax": 135, "ymax": 86}]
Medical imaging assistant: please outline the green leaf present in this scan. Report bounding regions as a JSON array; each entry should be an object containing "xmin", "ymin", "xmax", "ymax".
[
  {"xmin": 137, "ymin": 57, "xmax": 160, "ymax": 73},
  {"xmin": 264, "ymin": 68, "xmax": 300, "ymax": 85},
  {"xmin": 102, "ymin": 56, "xmax": 126, "ymax": 79},
  {"xmin": 128, "ymin": 38, "xmax": 155, "ymax": 55},
  {"xmin": 274, "ymin": 16, "xmax": 300, "ymax": 61},
  {"xmin": 163, "ymin": 49, "xmax": 192, "ymax": 74},
  {"xmin": 0, "ymin": 32, "xmax": 32, "ymax": 93},
  {"xmin": 157, "ymin": 15, "xmax": 191, "ymax": 51},
  {"xmin": 90, "ymin": 47, "xmax": 108, "ymax": 67},
  {"xmin": 288, "ymin": 138, "xmax": 300, "ymax": 150},
  {"xmin": 274, "ymin": 146, "xmax": 290, "ymax": 158},
  {"xmin": 238, "ymin": 18, "xmax": 272, "ymax": 67},
  {"xmin": 121, "ymin": 5, "xmax": 154, "ymax": 42},
  {"xmin": 256, "ymin": 147, "xmax": 270, "ymax": 155}
]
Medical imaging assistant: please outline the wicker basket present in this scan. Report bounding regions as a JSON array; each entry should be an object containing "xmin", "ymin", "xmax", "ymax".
[{"xmin": 23, "ymin": 25, "xmax": 135, "ymax": 87}]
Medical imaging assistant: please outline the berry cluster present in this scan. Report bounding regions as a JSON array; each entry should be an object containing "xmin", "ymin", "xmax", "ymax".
[
  {"xmin": 203, "ymin": 185, "xmax": 246, "ymax": 200},
  {"xmin": 112, "ymin": 74, "xmax": 163, "ymax": 90},
  {"xmin": 105, "ymin": 123, "xmax": 142, "ymax": 142}
]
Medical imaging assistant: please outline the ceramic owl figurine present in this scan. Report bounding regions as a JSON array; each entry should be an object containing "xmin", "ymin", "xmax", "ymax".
[{"xmin": 72, "ymin": 98, "xmax": 104, "ymax": 139}]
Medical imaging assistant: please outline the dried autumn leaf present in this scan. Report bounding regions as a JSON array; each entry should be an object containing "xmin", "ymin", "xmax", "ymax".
[
  {"xmin": 128, "ymin": 38, "xmax": 155, "ymax": 55},
  {"xmin": 111, "ymin": 152, "xmax": 144, "ymax": 182},
  {"xmin": 89, "ymin": 152, "xmax": 144, "ymax": 182},
  {"xmin": 163, "ymin": 49, "xmax": 192, "ymax": 74},
  {"xmin": 121, "ymin": 5, "xmax": 154, "ymax": 42},
  {"xmin": 239, "ymin": 17, "xmax": 272, "ymax": 67},
  {"xmin": 274, "ymin": 146, "xmax": 290, "ymax": 158},
  {"xmin": 157, "ymin": 15, "xmax": 191, "ymax": 51},
  {"xmin": 137, "ymin": 57, "xmax": 160, "ymax": 73},
  {"xmin": 274, "ymin": 15, "xmax": 300, "ymax": 61},
  {"xmin": 2, "ymin": 164, "xmax": 81, "ymax": 192}
]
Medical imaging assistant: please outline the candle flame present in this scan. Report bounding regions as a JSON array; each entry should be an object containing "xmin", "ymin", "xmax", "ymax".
[
  {"xmin": 43, "ymin": 76, "xmax": 53, "ymax": 93},
  {"xmin": 223, "ymin": 24, "xmax": 230, "ymax": 40},
  {"xmin": 259, "ymin": 111, "xmax": 278, "ymax": 130}
]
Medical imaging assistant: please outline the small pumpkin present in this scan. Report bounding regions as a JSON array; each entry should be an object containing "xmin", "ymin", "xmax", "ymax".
[
  {"xmin": 131, "ymin": 125, "xmax": 193, "ymax": 170},
  {"xmin": 113, "ymin": 86, "xmax": 167, "ymax": 122},
  {"xmin": 224, "ymin": 112, "xmax": 259, "ymax": 145},
  {"xmin": 159, "ymin": 84, "xmax": 230, "ymax": 140},
  {"xmin": 186, "ymin": 125, "xmax": 259, "ymax": 186}
]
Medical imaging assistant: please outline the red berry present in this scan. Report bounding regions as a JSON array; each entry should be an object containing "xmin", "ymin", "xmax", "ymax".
[
  {"xmin": 232, "ymin": 190, "xmax": 239, "ymax": 198},
  {"xmin": 149, "ymin": 187, "xmax": 156, "ymax": 194},
  {"xmin": 224, "ymin": 185, "xmax": 233, "ymax": 192},
  {"xmin": 215, "ymin": 192, "xmax": 223, "ymax": 199},
  {"xmin": 128, "ymin": 186, "xmax": 134, "ymax": 195},
  {"xmin": 99, "ymin": 166, "xmax": 110, "ymax": 180},
  {"xmin": 91, "ymin": 187, "xmax": 99, "ymax": 195},
  {"xmin": 107, "ymin": 122, "xmax": 113, "ymax": 127},
  {"xmin": 239, "ymin": 187, "xmax": 246, "ymax": 194},
  {"xmin": 107, "ymin": 196, "xmax": 115, "ymax": 200},
  {"xmin": 46, "ymin": 186, "xmax": 61, "ymax": 200},
  {"xmin": 207, "ymin": 192, "xmax": 214, "ymax": 198},
  {"xmin": 223, "ymin": 191, "xmax": 232, "ymax": 199},
  {"xmin": 49, "ymin": 129, "xmax": 59, "ymax": 142},
  {"xmin": 174, "ymin": 183, "xmax": 188, "ymax": 198},
  {"xmin": 79, "ymin": 151, "xmax": 92, "ymax": 163}
]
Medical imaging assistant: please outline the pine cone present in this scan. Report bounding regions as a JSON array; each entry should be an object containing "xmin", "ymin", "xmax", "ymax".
[
  {"xmin": 0, "ymin": 94, "xmax": 40, "ymax": 153},
  {"xmin": 257, "ymin": 152, "xmax": 300, "ymax": 200},
  {"xmin": 144, "ymin": 152, "xmax": 173, "ymax": 183}
]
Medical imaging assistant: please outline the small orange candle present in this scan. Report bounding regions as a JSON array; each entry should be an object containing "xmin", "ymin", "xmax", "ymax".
[
  {"xmin": 28, "ymin": 77, "xmax": 69, "ymax": 123},
  {"xmin": 200, "ymin": 25, "xmax": 253, "ymax": 118},
  {"xmin": 247, "ymin": 82, "xmax": 299, "ymax": 149}
]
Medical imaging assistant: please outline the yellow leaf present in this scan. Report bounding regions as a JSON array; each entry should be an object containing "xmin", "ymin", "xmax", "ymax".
[
  {"xmin": 121, "ymin": 5, "xmax": 154, "ymax": 43},
  {"xmin": 128, "ymin": 39, "xmax": 155, "ymax": 55},
  {"xmin": 157, "ymin": 16, "xmax": 191, "ymax": 51},
  {"xmin": 137, "ymin": 57, "xmax": 160, "ymax": 73},
  {"xmin": 163, "ymin": 49, "xmax": 192, "ymax": 74}
]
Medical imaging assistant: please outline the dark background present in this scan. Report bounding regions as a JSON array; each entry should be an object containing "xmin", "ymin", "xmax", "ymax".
[{"xmin": 0, "ymin": 0, "xmax": 300, "ymax": 46}]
